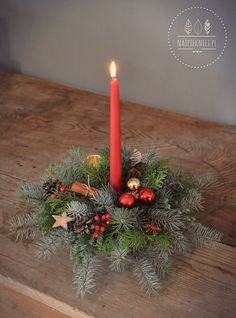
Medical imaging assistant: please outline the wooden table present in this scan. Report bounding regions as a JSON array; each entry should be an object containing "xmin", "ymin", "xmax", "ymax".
[{"xmin": 0, "ymin": 70, "xmax": 235, "ymax": 318}]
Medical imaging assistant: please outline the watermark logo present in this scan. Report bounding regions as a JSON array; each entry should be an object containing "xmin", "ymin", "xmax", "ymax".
[{"xmin": 168, "ymin": 7, "xmax": 227, "ymax": 69}]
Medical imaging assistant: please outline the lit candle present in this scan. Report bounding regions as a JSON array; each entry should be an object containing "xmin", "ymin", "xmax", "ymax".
[{"xmin": 110, "ymin": 61, "xmax": 122, "ymax": 192}]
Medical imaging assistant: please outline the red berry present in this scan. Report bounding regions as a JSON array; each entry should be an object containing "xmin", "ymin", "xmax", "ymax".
[
  {"xmin": 93, "ymin": 232, "xmax": 99, "ymax": 239},
  {"xmin": 94, "ymin": 215, "xmax": 100, "ymax": 221},
  {"xmin": 100, "ymin": 226, "xmax": 105, "ymax": 232},
  {"xmin": 94, "ymin": 225, "xmax": 100, "ymax": 231},
  {"xmin": 106, "ymin": 213, "xmax": 111, "ymax": 219},
  {"xmin": 50, "ymin": 194, "xmax": 57, "ymax": 199},
  {"xmin": 60, "ymin": 186, "xmax": 66, "ymax": 193},
  {"xmin": 106, "ymin": 219, "xmax": 111, "ymax": 225},
  {"xmin": 101, "ymin": 215, "xmax": 107, "ymax": 221}
]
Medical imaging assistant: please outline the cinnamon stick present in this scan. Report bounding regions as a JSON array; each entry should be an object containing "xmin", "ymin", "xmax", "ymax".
[{"xmin": 71, "ymin": 181, "xmax": 99, "ymax": 198}]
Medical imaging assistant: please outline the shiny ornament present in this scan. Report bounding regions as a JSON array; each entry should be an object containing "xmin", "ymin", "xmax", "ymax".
[
  {"xmin": 127, "ymin": 178, "xmax": 141, "ymax": 191},
  {"xmin": 139, "ymin": 188, "xmax": 156, "ymax": 204},
  {"xmin": 86, "ymin": 154, "xmax": 102, "ymax": 167},
  {"xmin": 119, "ymin": 192, "xmax": 136, "ymax": 208}
]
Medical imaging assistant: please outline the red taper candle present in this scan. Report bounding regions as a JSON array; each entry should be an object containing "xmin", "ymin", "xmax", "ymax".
[{"xmin": 109, "ymin": 61, "xmax": 122, "ymax": 192}]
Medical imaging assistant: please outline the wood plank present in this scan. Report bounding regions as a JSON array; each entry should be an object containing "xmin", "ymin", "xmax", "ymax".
[
  {"xmin": 0, "ymin": 69, "xmax": 236, "ymax": 317},
  {"xmin": 0, "ymin": 235, "xmax": 235, "ymax": 318},
  {"xmin": 0, "ymin": 283, "xmax": 73, "ymax": 318}
]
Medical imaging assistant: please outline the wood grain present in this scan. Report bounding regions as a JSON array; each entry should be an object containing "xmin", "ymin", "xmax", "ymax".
[{"xmin": 0, "ymin": 69, "xmax": 236, "ymax": 317}]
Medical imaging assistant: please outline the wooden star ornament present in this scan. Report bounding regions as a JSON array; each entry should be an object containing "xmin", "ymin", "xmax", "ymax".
[{"xmin": 52, "ymin": 212, "xmax": 74, "ymax": 230}]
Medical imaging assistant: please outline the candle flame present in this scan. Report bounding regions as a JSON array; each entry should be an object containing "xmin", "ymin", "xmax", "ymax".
[{"xmin": 110, "ymin": 61, "xmax": 117, "ymax": 78}]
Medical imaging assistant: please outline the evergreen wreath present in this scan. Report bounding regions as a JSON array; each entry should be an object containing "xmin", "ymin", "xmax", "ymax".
[{"xmin": 8, "ymin": 146, "xmax": 222, "ymax": 297}]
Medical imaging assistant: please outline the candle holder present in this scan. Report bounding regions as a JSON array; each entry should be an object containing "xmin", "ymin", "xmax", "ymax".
[{"xmin": 8, "ymin": 145, "xmax": 222, "ymax": 297}]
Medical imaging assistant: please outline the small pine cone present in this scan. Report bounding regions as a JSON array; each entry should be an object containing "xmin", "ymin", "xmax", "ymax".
[{"xmin": 128, "ymin": 167, "xmax": 143, "ymax": 179}]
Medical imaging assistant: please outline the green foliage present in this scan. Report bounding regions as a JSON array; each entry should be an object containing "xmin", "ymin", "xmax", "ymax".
[
  {"xmin": 151, "ymin": 208, "xmax": 185, "ymax": 232},
  {"xmin": 8, "ymin": 213, "xmax": 38, "ymax": 241},
  {"xmin": 73, "ymin": 254, "xmax": 99, "ymax": 297},
  {"xmin": 34, "ymin": 229, "xmax": 73, "ymax": 259},
  {"xmin": 109, "ymin": 245, "xmax": 131, "ymax": 272},
  {"xmin": 67, "ymin": 201, "xmax": 92, "ymax": 218},
  {"xmin": 133, "ymin": 257, "xmax": 161, "ymax": 295},
  {"xmin": 197, "ymin": 175, "xmax": 214, "ymax": 189},
  {"xmin": 97, "ymin": 235, "xmax": 116, "ymax": 257},
  {"xmin": 93, "ymin": 185, "xmax": 116, "ymax": 210},
  {"xmin": 18, "ymin": 181, "xmax": 45, "ymax": 201},
  {"xmin": 143, "ymin": 159, "xmax": 168, "ymax": 189},
  {"xmin": 187, "ymin": 223, "xmax": 222, "ymax": 248},
  {"xmin": 120, "ymin": 231, "xmax": 172, "ymax": 252},
  {"xmin": 111, "ymin": 208, "xmax": 139, "ymax": 232}
]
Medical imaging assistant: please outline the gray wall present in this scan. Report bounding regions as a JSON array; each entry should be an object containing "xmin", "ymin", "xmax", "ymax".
[{"xmin": 0, "ymin": 0, "xmax": 235, "ymax": 125}]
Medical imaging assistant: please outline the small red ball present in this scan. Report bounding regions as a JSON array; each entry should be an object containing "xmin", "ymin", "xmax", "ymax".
[
  {"xmin": 101, "ymin": 215, "xmax": 107, "ymax": 221},
  {"xmin": 50, "ymin": 193, "xmax": 57, "ymax": 199},
  {"xmin": 93, "ymin": 232, "xmax": 99, "ymax": 239},
  {"xmin": 119, "ymin": 193, "xmax": 136, "ymax": 208},
  {"xmin": 60, "ymin": 186, "xmax": 66, "ymax": 193},
  {"xmin": 100, "ymin": 226, "xmax": 106, "ymax": 232},
  {"xmin": 106, "ymin": 219, "xmax": 111, "ymax": 225},
  {"xmin": 94, "ymin": 215, "xmax": 100, "ymax": 221},
  {"xmin": 139, "ymin": 188, "xmax": 156, "ymax": 204},
  {"xmin": 105, "ymin": 213, "xmax": 111, "ymax": 219},
  {"xmin": 94, "ymin": 225, "xmax": 100, "ymax": 231}
]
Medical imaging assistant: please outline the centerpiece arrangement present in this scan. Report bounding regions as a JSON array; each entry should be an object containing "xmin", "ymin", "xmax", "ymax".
[{"xmin": 9, "ymin": 62, "xmax": 221, "ymax": 297}]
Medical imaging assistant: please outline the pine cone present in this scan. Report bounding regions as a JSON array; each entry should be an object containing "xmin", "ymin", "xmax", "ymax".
[
  {"xmin": 43, "ymin": 179, "xmax": 62, "ymax": 195},
  {"xmin": 73, "ymin": 216, "xmax": 94, "ymax": 234},
  {"xmin": 128, "ymin": 167, "xmax": 143, "ymax": 179}
]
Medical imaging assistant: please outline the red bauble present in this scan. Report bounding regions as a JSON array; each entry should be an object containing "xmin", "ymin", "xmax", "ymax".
[
  {"xmin": 101, "ymin": 215, "xmax": 107, "ymax": 221},
  {"xmin": 105, "ymin": 213, "xmax": 111, "ymax": 219},
  {"xmin": 139, "ymin": 188, "xmax": 156, "ymax": 204},
  {"xmin": 50, "ymin": 193, "xmax": 57, "ymax": 199},
  {"xmin": 106, "ymin": 219, "xmax": 111, "ymax": 225},
  {"xmin": 94, "ymin": 215, "xmax": 100, "ymax": 221},
  {"xmin": 119, "ymin": 192, "xmax": 136, "ymax": 208}
]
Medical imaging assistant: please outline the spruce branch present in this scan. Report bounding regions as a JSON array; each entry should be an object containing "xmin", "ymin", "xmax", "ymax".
[
  {"xmin": 8, "ymin": 213, "xmax": 38, "ymax": 241},
  {"xmin": 18, "ymin": 182, "xmax": 45, "ymax": 201},
  {"xmin": 197, "ymin": 175, "xmax": 214, "ymax": 190},
  {"xmin": 187, "ymin": 223, "xmax": 222, "ymax": 248},
  {"xmin": 181, "ymin": 188, "xmax": 203, "ymax": 211},
  {"xmin": 35, "ymin": 230, "xmax": 74, "ymax": 259},
  {"xmin": 64, "ymin": 147, "xmax": 85, "ymax": 168},
  {"xmin": 151, "ymin": 208, "xmax": 185, "ymax": 232},
  {"xmin": 111, "ymin": 208, "xmax": 138, "ymax": 232},
  {"xmin": 67, "ymin": 201, "xmax": 92, "ymax": 218},
  {"xmin": 93, "ymin": 185, "xmax": 117, "ymax": 210},
  {"xmin": 133, "ymin": 257, "xmax": 161, "ymax": 295},
  {"xmin": 73, "ymin": 254, "xmax": 99, "ymax": 297},
  {"xmin": 109, "ymin": 245, "xmax": 131, "ymax": 272}
]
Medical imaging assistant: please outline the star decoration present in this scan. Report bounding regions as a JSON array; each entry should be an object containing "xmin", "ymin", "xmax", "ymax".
[{"xmin": 52, "ymin": 212, "xmax": 74, "ymax": 230}]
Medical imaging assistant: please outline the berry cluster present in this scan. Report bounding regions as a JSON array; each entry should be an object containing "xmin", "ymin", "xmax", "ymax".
[
  {"xmin": 93, "ymin": 213, "xmax": 111, "ymax": 238},
  {"xmin": 50, "ymin": 183, "xmax": 66, "ymax": 199}
]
